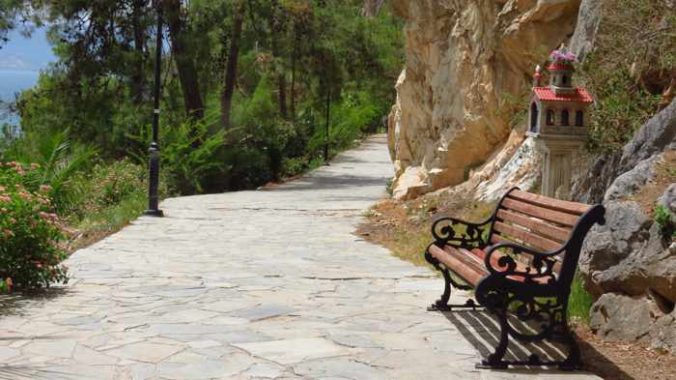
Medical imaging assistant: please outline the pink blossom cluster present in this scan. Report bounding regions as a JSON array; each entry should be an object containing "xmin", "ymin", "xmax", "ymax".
[{"xmin": 550, "ymin": 49, "xmax": 577, "ymax": 63}]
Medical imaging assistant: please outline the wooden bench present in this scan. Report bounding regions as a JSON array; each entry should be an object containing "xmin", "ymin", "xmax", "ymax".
[{"xmin": 424, "ymin": 187, "xmax": 605, "ymax": 370}]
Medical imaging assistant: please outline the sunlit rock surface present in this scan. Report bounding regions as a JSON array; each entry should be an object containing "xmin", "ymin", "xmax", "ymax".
[{"xmin": 388, "ymin": 0, "xmax": 582, "ymax": 199}]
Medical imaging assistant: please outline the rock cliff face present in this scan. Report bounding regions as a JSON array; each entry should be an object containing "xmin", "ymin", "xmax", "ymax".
[
  {"xmin": 388, "ymin": 0, "xmax": 582, "ymax": 199},
  {"xmin": 579, "ymin": 100, "xmax": 676, "ymax": 351}
]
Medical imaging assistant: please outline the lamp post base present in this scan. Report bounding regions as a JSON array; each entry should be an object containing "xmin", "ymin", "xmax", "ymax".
[{"xmin": 144, "ymin": 209, "xmax": 164, "ymax": 217}]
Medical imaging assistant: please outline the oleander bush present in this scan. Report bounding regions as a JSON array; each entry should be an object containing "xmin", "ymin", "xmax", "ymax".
[
  {"xmin": 0, "ymin": 162, "xmax": 68, "ymax": 292},
  {"xmin": 59, "ymin": 159, "xmax": 151, "ymax": 222}
]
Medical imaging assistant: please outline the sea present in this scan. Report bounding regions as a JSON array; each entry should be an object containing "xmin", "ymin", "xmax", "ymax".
[{"xmin": 0, "ymin": 69, "xmax": 40, "ymax": 127}]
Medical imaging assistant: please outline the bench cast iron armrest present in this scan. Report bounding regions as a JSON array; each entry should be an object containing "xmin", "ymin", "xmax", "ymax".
[
  {"xmin": 483, "ymin": 242, "xmax": 564, "ymax": 285},
  {"xmin": 431, "ymin": 216, "xmax": 491, "ymax": 249}
]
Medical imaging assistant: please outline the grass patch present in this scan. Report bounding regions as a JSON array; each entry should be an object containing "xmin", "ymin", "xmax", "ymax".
[
  {"xmin": 568, "ymin": 273, "xmax": 594, "ymax": 324},
  {"xmin": 357, "ymin": 188, "xmax": 495, "ymax": 270},
  {"xmin": 67, "ymin": 191, "xmax": 147, "ymax": 251}
]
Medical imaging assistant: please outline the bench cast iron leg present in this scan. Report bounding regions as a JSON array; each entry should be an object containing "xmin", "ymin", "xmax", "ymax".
[
  {"xmin": 559, "ymin": 314, "xmax": 581, "ymax": 371},
  {"xmin": 425, "ymin": 249, "xmax": 452, "ymax": 311},
  {"xmin": 477, "ymin": 311, "xmax": 509, "ymax": 369},
  {"xmin": 425, "ymin": 246, "xmax": 481, "ymax": 311}
]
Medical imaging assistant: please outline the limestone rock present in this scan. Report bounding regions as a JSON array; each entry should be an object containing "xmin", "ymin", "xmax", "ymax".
[
  {"xmin": 590, "ymin": 293, "xmax": 676, "ymax": 351},
  {"xmin": 582, "ymin": 184, "xmax": 676, "ymax": 351},
  {"xmin": 619, "ymin": 98, "xmax": 676, "ymax": 169},
  {"xmin": 388, "ymin": 0, "xmax": 582, "ymax": 199},
  {"xmin": 569, "ymin": 0, "xmax": 602, "ymax": 61},
  {"xmin": 580, "ymin": 201, "xmax": 652, "ymax": 280},
  {"xmin": 603, "ymin": 156, "xmax": 657, "ymax": 203},
  {"xmin": 475, "ymin": 134, "xmax": 540, "ymax": 201},
  {"xmin": 392, "ymin": 166, "xmax": 430, "ymax": 200},
  {"xmin": 659, "ymin": 183, "xmax": 676, "ymax": 213},
  {"xmin": 572, "ymin": 98, "xmax": 676, "ymax": 203}
]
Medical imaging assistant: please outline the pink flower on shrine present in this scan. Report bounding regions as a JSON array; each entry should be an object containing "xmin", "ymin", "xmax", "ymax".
[{"xmin": 550, "ymin": 49, "xmax": 577, "ymax": 63}]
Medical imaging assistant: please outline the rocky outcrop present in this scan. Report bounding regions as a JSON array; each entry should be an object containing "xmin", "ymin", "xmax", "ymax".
[
  {"xmin": 388, "ymin": 0, "xmax": 582, "ymax": 199},
  {"xmin": 579, "ymin": 99, "xmax": 676, "ymax": 350},
  {"xmin": 572, "ymin": 98, "xmax": 676, "ymax": 203},
  {"xmin": 568, "ymin": 0, "xmax": 602, "ymax": 61}
]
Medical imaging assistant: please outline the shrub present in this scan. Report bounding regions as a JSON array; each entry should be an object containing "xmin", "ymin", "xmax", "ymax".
[
  {"xmin": 130, "ymin": 117, "xmax": 228, "ymax": 195},
  {"xmin": 0, "ymin": 162, "xmax": 68, "ymax": 292},
  {"xmin": 60, "ymin": 159, "xmax": 151, "ymax": 221},
  {"xmin": 654, "ymin": 204, "xmax": 675, "ymax": 238},
  {"xmin": 568, "ymin": 272, "xmax": 594, "ymax": 323},
  {"xmin": 578, "ymin": 0, "xmax": 674, "ymax": 152}
]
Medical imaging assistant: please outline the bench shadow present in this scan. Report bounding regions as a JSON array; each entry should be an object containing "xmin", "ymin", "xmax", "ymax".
[{"xmin": 441, "ymin": 309, "xmax": 633, "ymax": 379}]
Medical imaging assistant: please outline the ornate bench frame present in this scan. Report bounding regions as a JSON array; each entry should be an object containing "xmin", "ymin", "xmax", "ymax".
[{"xmin": 424, "ymin": 187, "xmax": 605, "ymax": 370}]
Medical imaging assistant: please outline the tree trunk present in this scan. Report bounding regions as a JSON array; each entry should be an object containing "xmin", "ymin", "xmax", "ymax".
[
  {"xmin": 290, "ymin": 44, "xmax": 296, "ymax": 117},
  {"xmin": 220, "ymin": 1, "xmax": 244, "ymax": 130},
  {"xmin": 130, "ymin": 0, "xmax": 146, "ymax": 105},
  {"xmin": 164, "ymin": 0, "xmax": 204, "ymax": 120},
  {"xmin": 270, "ymin": 0, "xmax": 287, "ymax": 118},
  {"xmin": 362, "ymin": 0, "xmax": 385, "ymax": 17},
  {"xmin": 277, "ymin": 73, "xmax": 287, "ymax": 118}
]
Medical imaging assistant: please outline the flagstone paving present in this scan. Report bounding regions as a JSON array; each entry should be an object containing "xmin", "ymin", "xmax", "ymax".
[{"xmin": 0, "ymin": 135, "xmax": 600, "ymax": 379}]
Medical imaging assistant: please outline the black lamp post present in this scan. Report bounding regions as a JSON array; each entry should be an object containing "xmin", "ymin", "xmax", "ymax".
[{"xmin": 145, "ymin": 1, "xmax": 164, "ymax": 217}]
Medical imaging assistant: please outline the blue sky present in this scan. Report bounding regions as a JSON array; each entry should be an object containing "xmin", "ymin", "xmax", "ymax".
[{"xmin": 0, "ymin": 27, "xmax": 56, "ymax": 71}]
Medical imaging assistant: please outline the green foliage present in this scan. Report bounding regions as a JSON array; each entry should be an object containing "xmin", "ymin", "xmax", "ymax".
[
  {"xmin": 0, "ymin": 162, "xmax": 68, "ymax": 291},
  {"xmin": 584, "ymin": 67, "xmax": 661, "ymax": 152},
  {"xmin": 654, "ymin": 204, "xmax": 675, "ymax": 238},
  {"xmin": 59, "ymin": 159, "xmax": 150, "ymax": 222},
  {"xmin": 578, "ymin": 0, "xmax": 674, "ymax": 152},
  {"xmin": 62, "ymin": 160, "xmax": 152, "ymax": 239},
  {"xmin": 2, "ymin": 129, "xmax": 96, "ymax": 210},
  {"xmin": 0, "ymin": 0, "xmax": 406, "ymax": 287},
  {"xmin": 160, "ymin": 123, "xmax": 228, "ymax": 195},
  {"xmin": 568, "ymin": 273, "xmax": 594, "ymax": 323}
]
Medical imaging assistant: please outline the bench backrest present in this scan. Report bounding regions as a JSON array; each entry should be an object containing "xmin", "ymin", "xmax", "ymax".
[{"xmin": 488, "ymin": 188, "xmax": 605, "ymax": 287}]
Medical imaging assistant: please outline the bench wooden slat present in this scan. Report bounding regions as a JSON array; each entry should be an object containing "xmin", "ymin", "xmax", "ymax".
[
  {"xmin": 468, "ymin": 248, "xmax": 555, "ymax": 284},
  {"xmin": 493, "ymin": 221, "xmax": 562, "ymax": 252},
  {"xmin": 428, "ymin": 245, "xmax": 485, "ymax": 286},
  {"xmin": 509, "ymin": 190, "xmax": 590, "ymax": 215},
  {"xmin": 496, "ymin": 209, "xmax": 570, "ymax": 243},
  {"xmin": 501, "ymin": 198, "xmax": 579, "ymax": 227}
]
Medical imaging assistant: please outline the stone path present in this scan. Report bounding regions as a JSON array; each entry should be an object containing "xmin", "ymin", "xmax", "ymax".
[{"xmin": 0, "ymin": 135, "xmax": 600, "ymax": 379}]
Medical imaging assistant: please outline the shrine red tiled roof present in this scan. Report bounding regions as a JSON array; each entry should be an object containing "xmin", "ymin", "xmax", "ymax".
[
  {"xmin": 533, "ymin": 87, "xmax": 594, "ymax": 104},
  {"xmin": 547, "ymin": 63, "xmax": 575, "ymax": 71}
]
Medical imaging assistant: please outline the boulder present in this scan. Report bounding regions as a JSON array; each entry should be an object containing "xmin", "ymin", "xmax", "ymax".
[
  {"xmin": 580, "ymin": 201, "xmax": 652, "ymax": 282},
  {"xmin": 590, "ymin": 293, "xmax": 676, "ymax": 351},
  {"xmin": 603, "ymin": 156, "xmax": 657, "ymax": 203},
  {"xmin": 583, "ymin": 185, "xmax": 676, "ymax": 351}
]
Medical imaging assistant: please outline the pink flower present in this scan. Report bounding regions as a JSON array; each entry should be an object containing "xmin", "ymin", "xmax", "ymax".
[
  {"xmin": 0, "ymin": 195, "xmax": 10, "ymax": 203},
  {"xmin": 550, "ymin": 49, "xmax": 577, "ymax": 63},
  {"xmin": 39, "ymin": 184, "xmax": 52, "ymax": 193},
  {"xmin": 39, "ymin": 211, "xmax": 58, "ymax": 222}
]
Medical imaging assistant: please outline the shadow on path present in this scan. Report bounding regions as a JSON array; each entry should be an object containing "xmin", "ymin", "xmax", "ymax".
[
  {"xmin": 441, "ymin": 310, "xmax": 632, "ymax": 378},
  {"xmin": 271, "ymin": 174, "xmax": 388, "ymax": 192},
  {"xmin": 0, "ymin": 288, "xmax": 71, "ymax": 318}
]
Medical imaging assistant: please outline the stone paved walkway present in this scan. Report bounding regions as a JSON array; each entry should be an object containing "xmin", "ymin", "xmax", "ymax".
[{"xmin": 0, "ymin": 135, "xmax": 600, "ymax": 379}]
